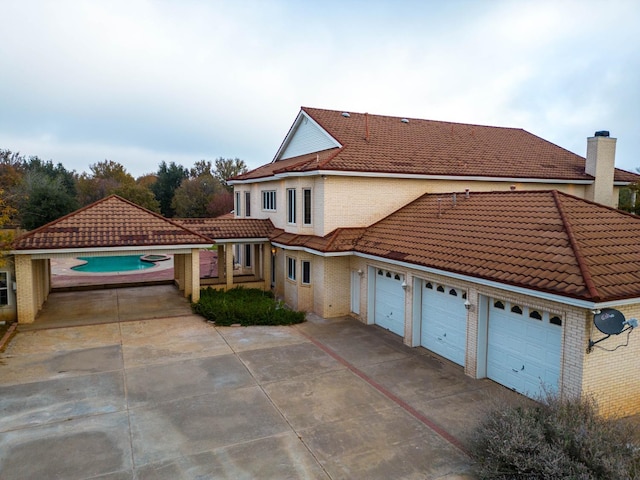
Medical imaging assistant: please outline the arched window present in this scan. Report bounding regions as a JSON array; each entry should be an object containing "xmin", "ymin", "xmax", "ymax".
[
  {"xmin": 437, "ymin": 285, "xmax": 445, "ymax": 293},
  {"xmin": 511, "ymin": 305, "xmax": 523, "ymax": 315},
  {"xmin": 494, "ymin": 300, "xmax": 505, "ymax": 309},
  {"xmin": 550, "ymin": 316, "xmax": 562, "ymax": 326},
  {"xmin": 386, "ymin": 271, "xmax": 391, "ymax": 278},
  {"xmin": 394, "ymin": 274, "xmax": 401, "ymax": 281},
  {"xmin": 449, "ymin": 289, "xmax": 458, "ymax": 296},
  {"xmin": 462, "ymin": 292, "xmax": 467, "ymax": 300},
  {"xmin": 529, "ymin": 310, "xmax": 542, "ymax": 320},
  {"xmin": 377, "ymin": 269, "xmax": 383, "ymax": 276},
  {"xmin": 425, "ymin": 282, "xmax": 433, "ymax": 289}
]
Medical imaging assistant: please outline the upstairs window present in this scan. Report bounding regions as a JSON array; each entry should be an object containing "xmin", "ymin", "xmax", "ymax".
[
  {"xmin": 0, "ymin": 272, "xmax": 8, "ymax": 306},
  {"xmin": 235, "ymin": 192, "xmax": 241, "ymax": 217},
  {"xmin": 262, "ymin": 191, "xmax": 276, "ymax": 211},
  {"xmin": 244, "ymin": 192, "xmax": 251, "ymax": 217},
  {"xmin": 303, "ymin": 188, "xmax": 312, "ymax": 225},
  {"xmin": 287, "ymin": 188, "xmax": 296, "ymax": 224}
]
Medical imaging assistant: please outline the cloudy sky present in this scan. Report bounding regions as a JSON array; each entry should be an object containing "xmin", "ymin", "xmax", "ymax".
[{"xmin": 1, "ymin": 0, "xmax": 638, "ymax": 177}]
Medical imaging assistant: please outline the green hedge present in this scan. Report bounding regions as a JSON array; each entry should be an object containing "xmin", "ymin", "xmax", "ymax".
[{"xmin": 192, "ymin": 287, "xmax": 306, "ymax": 326}]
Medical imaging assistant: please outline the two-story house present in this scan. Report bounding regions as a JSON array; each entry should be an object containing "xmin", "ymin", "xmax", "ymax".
[
  {"xmin": 8, "ymin": 106, "xmax": 640, "ymax": 417},
  {"xmin": 227, "ymin": 107, "xmax": 640, "ymax": 416}
]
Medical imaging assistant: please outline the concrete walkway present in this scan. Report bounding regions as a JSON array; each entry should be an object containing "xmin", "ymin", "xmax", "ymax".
[{"xmin": 0, "ymin": 286, "xmax": 522, "ymax": 479}]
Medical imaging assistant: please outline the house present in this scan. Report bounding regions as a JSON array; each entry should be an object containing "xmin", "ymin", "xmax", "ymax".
[
  {"xmin": 6, "ymin": 106, "xmax": 640, "ymax": 417},
  {"xmin": 226, "ymin": 107, "xmax": 640, "ymax": 416}
]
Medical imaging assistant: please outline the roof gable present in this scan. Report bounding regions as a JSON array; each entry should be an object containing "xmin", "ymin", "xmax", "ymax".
[
  {"xmin": 275, "ymin": 110, "xmax": 341, "ymax": 161},
  {"xmin": 13, "ymin": 195, "xmax": 212, "ymax": 251}
]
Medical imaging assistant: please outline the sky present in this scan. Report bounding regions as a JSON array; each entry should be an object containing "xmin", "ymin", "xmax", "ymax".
[{"xmin": 1, "ymin": 0, "xmax": 639, "ymax": 178}]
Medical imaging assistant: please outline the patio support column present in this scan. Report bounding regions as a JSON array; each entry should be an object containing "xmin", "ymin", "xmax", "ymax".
[
  {"xmin": 225, "ymin": 244, "xmax": 234, "ymax": 290},
  {"xmin": 263, "ymin": 243, "xmax": 271, "ymax": 290},
  {"xmin": 190, "ymin": 248, "xmax": 200, "ymax": 302},
  {"xmin": 184, "ymin": 252, "xmax": 193, "ymax": 299},
  {"xmin": 217, "ymin": 245, "xmax": 225, "ymax": 280},
  {"xmin": 174, "ymin": 254, "xmax": 185, "ymax": 291},
  {"xmin": 15, "ymin": 255, "xmax": 36, "ymax": 324}
]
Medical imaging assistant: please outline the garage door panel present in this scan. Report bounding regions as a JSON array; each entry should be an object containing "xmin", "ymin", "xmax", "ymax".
[
  {"xmin": 374, "ymin": 270, "xmax": 405, "ymax": 337},
  {"xmin": 421, "ymin": 284, "xmax": 467, "ymax": 366},
  {"xmin": 487, "ymin": 301, "xmax": 561, "ymax": 399}
]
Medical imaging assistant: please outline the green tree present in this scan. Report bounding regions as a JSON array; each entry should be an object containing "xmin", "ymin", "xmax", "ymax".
[
  {"xmin": 213, "ymin": 157, "xmax": 248, "ymax": 192},
  {"xmin": 112, "ymin": 183, "xmax": 160, "ymax": 212},
  {"xmin": 152, "ymin": 161, "xmax": 188, "ymax": 217},
  {"xmin": 172, "ymin": 174, "xmax": 224, "ymax": 218},
  {"xmin": 189, "ymin": 159, "xmax": 213, "ymax": 178},
  {"xmin": 17, "ymin": 172, "xmax": 78, "ymax": 230}
]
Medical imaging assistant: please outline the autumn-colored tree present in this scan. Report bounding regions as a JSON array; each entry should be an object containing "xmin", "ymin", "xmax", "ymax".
[
  {"xmin": 207, "ymin": 190, "xmax": 234, "ymax": 217},
  {"xmin": 77, "ymin": 159, "xmax": 137, "ymax": 205},
  {"xmin": 172, "ymin": 175, "xmax": 224, "ymax": 218},
  {"xmin": 112, "ymin": 183, "xmax": 160, "ymax": 213},
  {"xmin": 0, "ymin": 189, "xmax": 16, "ymax": 267}
]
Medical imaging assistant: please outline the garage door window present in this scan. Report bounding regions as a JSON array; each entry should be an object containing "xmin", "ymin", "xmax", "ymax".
[
  {"xmin": 425, "ymin": 282, "xmax": 433, "ymax": 289},
  {"xmin": 550, "ymin": 316, "xmax": 562, "ymax": 326},
  {"xmin": 529, "ymin": 310, "xmax": 543, "ymax": 320},
  {"xmin": 437, "ymin": 285, "xmax": 445, "ymax": 293},
  {"xmin": 510, "ymin": 305, "xmax": 523, "ymax": 314},
  {"xmin": 494, "ymin": 300, "xmax": 505, "ymax": 309}
]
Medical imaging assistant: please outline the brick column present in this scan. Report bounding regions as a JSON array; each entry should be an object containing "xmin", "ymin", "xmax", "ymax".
[
  {"xmin": 15, "ymin": 255, "xmax": 35, "ymax": 324},
  {"xmin": 190, "ymin": 248, "xmax": 200, "ymax": 302},
  {"xmin": 226, "ymin": 244, "xmax": 234, "ymax": 290},
  {"xmin": 184, "ymin": 252, "xmax": 193, "ymax": 299}
]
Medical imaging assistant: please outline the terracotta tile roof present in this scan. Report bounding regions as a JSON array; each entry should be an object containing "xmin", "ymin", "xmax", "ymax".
[
  {"xmin": 351, "ymin": 190, "xmax": 640, "ymax": 302},
  {"xmin": 233, "ymin": 107, "xmax": 639, "ymax": 183},
  {"xmin": 13, "ymin": 195, "xmax": 212, "ymax": 250},
  {"xmin": 270, "ymin": 227, "xmax": 366, "ymax": 252},
  {"xmin": 174, "ymin": 218, "xmax": 274, "ymax": 240}
]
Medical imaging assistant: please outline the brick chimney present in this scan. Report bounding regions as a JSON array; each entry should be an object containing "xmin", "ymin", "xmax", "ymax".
[{"xmin": 585, "ymin": 131, "xmax": 616, "ymax": 207}]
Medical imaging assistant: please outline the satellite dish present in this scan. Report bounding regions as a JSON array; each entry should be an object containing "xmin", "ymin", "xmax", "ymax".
[{"xmin": 594, "ymin": 308, "xmax": 626, "ymax": 335}]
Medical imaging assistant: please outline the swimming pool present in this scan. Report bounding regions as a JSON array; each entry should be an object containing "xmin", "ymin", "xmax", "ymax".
[{"xmin": 72, "ymin": 255, "xmax": 156, "ymax": 273}]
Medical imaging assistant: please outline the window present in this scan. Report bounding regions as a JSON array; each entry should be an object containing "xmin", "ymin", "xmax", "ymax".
[
  {"xmin": 244, "ymin": 192, "xmax": 251, "ymax": 217},
  {"xmin": 302, "ymin": 260, "xmax": 311, "ymax": 284},
  {"xmin": 262, "ymin": 190, "xmax": 276, "ymax": 211},
  {"xmin": 287, "ymin": 189, "xmax": 296, "ymax": 224},
  {"xmin": 303, "ymin": 188, "xmax": 312, "ymax": 225},
  {"xmin": 511, "ymin": 305, "xmax": 523, "ymax": 315},
  {"xmin": 0, "ymin": 272, "xmax": 8, "ymax": 306},
  {"xmin": 425, "ymin": 282, "xmax": 433, "ymax": 289},
  {"xmin": 550, "ymin": 316, "xmax": 562, "ymax": 326},
  {"xmin": 244, "ymin": 244, "xmax": 252, "ymax": 267},
  {"xmin": 437, "ymin": 285, "xmax": 445, "ymax": 293},
  {"xmin": 235, "ymin": 192, "xmax": 241, "ymax": 217},
  {"xmin": 529, "ymin": 310, "xmax": 542, "ymax": 320},
  {"xmin": 234, "ymin": 244, "xmax": 241, "ymax": 265},
  {"xmin": 287, "ymin": 257, "xmax": 296, "ymax": 280},
  {"xmin": 494, "ymin": 300, "xmax": 505, "ymax": 309},
  {"xmin": 449, "ymin": 289, "xmax": 458, "ymax": 296}
]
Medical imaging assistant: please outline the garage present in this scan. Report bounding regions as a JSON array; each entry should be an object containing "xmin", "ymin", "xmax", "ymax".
[
  {"xmin": 487, "ymin": 299, "xmax": 562, "ymax": 399},
  {"xmin": 374, "ymin": 268, "xmax": 405, "ymax": 336},
  {"xmin": 420, "ymin": 282, "xmax": 467, "ymax": 366}
]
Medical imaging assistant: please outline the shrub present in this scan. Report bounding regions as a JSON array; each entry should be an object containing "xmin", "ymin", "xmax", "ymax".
[
  {"xmin": 192, "ymin": 287, "xmax": 306, "ymax": 326},
  {"xmin": 471, "ymin": 393, "xmax": 640, "ymax": 479}
]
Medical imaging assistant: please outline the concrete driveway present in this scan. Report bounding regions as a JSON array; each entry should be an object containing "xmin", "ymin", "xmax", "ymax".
[{"xmin": 0, "ymin": 287, "xmax": 520, "ymax": 479}]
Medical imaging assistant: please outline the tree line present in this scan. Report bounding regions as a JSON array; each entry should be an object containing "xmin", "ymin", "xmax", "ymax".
[{"xmin": 0, "ymin": 149, "xmax": 248, "ymax": 230}]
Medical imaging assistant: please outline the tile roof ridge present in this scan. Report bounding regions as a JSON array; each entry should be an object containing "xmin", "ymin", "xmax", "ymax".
[
  {"xmin": 316, "ymin": 147, "xmax": 344, "ymax": 169},
  {"xmin": 324, "ymin": 226, "xmax": 365, "ymax": 250},
  {"xmin": 551, "ymin": 190, "xmax": 601, "ymax": 301},
  {"xmin": 108, "ymin": 195, "xmax": 213, "ymax": 243}
]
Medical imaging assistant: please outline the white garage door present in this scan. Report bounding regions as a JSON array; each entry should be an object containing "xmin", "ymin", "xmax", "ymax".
[
  {"xmin": 374, "ymin": 269, "xmax": 405, "ymax": 336},
  {"xmin": 420, "ymin": 282, "xmax": 467, "ymax": 366},
  {"xmin": 487, "ymin": 299, "xmax": 562, "ymax": 399}
]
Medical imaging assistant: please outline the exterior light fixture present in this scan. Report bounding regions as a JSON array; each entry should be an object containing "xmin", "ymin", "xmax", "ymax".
[
  {"xmin": 357, "ymin": 269, "xmax": 364, "ymax": 276},
  {"xmin": 401, "ymin": 280, "xmax": 408, "ymax": 291},
  {"xmin": 271, "ymin": 247, "xmax": 277, "ymax": 255},
  {"xmin": 464, "ymin": 299, "xmax": 471, "ymax": 310}
]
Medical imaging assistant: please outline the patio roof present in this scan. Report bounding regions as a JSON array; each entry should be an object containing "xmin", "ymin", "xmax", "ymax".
[{"xmin": 12, "ymin": 195, "xmax": 213, "ymax": 252}]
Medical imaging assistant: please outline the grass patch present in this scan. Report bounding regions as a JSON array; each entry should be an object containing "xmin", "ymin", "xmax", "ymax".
[
  {"xmin": 192, "ymin": 287, "xmax": 305, "ymax": 326},
  {"xmin": 470, "ymin": 393, "xmax": 640, "ymax": 479}
]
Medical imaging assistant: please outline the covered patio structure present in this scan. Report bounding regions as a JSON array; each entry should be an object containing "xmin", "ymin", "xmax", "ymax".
[{"xmin": 10, "ymin": 196, "xmax": 215, "ymax": 324}]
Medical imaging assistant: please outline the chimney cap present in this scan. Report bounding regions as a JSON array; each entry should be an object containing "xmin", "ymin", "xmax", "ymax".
[{"xmin": 594, "ymin": 130, "xmax": 610, "ymax": 137}]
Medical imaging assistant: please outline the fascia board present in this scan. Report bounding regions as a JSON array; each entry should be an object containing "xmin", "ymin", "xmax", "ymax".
[
  {"xmin": 12, "ymin": 244, "xmax": 213, "ymax": 257},
  {"xmin": 230, "ymin": 170, "xmax": 595, "ymax": 185}
]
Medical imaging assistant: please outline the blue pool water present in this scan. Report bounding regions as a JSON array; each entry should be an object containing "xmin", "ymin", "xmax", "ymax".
[{"xmin": 72, "ymin": 255, "xmax": 156, "ymax": 273}]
